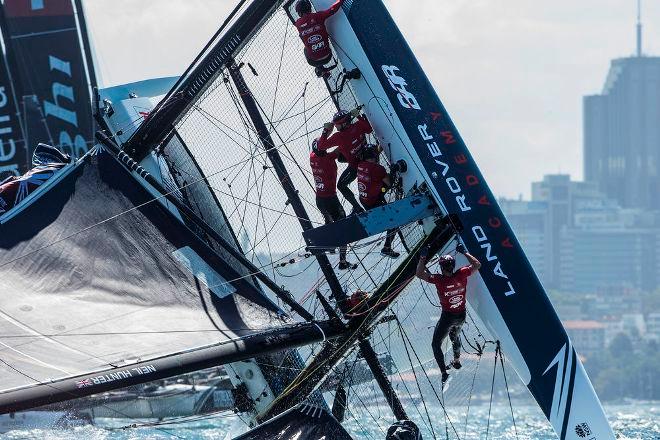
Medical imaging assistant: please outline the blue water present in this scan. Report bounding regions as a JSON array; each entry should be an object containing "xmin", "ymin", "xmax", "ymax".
[{"xmin": 2, "ymin": 403, "xmax": 658, "ymax": 439}]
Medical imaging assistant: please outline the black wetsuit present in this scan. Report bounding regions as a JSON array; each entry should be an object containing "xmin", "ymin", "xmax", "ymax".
[{"xmin": 431, "ymin": 311, "xmax": 466, "ymax": 374}]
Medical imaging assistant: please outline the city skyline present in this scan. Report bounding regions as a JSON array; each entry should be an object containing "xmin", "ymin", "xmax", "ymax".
[{"xmin": 83, "ymin": 0, "xmax": 660, "ymax": 199}]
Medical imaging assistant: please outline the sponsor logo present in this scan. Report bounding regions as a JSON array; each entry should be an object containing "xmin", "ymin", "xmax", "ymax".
[
  {"xmin": 575, "ymin": 422, "xmax": 592, "ymax": 438},
  {"xmin": 44, "ymin": 55, "xmax": 89, "ymax": 158},
  {"xmin": 307, "ymin": 34, "xmax": 322, "ymax": 44},
  {"xmin": 358, "ymin": 182, "xmax": 366, "ymax": 192},
  {"xmin": 449, "ymin": 295, "xmax": 463, "ymax": 304},
  {"xmin": 0, "ymin": 86, "xmax": 21, "ymax": 177},
  {"xmin": 544, "ymin": 344, "xmax": 576, "ymax": 436},
  {"xmin": 379, "ymin": 62, "xmax": 517, "ymax": 299},
  {"xmin": 311, "ymin": 41, "xmax": 326, "ymax": 52},
  {"xmin": 76, "ymin": 365, "xmax": 158, "ymax": 389},
  {"xmin": 381, "ymin": 65, "xmax": 421, "ymax": 110}
]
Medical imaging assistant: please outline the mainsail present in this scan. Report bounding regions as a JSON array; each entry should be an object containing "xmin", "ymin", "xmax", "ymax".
[
  {"xmin": 0, "ymin": 0, "xmax": 616, "ymax": 439},
  {"xmin": 0, "ymin": 145, "xmax": 341, "ymax": 412}
]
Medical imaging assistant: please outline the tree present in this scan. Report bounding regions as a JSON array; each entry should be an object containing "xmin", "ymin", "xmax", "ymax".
[{"xmin": 608, "ymin": 333, "xmax": 633, "ymax": 358}]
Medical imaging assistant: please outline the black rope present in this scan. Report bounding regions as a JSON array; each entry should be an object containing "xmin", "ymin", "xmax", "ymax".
[
  {"xmin": 498, "ymin": 342, "xmax": 520, "ymax": 439},
  {"xmin": 374, "ymin": 326, "xmax": 435, "ymax": 437},
  {"xmin": 395, "ymin": 317, "xmax": 462, "ymax": 439},
  {"xmin": 463, "ymin": 349, "xmax": 482, "ymax": 439},
  {"xmin": 485, "ymin": 342, "xmax": 499, "ymax": 439},
  {"xmin": 396, "ymin": 321, "xmax": 437, "ymax": 440},
  {"xmin": 460, "ymin": 329, "xmax": 483, "ymax": 356}
]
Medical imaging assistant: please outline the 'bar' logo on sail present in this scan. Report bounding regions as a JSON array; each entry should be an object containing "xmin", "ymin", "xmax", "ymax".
[{"xmin": 381, "ymin": 65, "xmax": 420, "ymax": 110}]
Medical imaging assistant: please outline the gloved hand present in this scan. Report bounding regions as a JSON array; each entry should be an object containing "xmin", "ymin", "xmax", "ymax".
[
  {"xmin": 350, "ymin": 107, "xmax": 362, "ymax": 118},
  {"xmin": 456, "ymin": 243, "xmax": 466, "ymax": 254},
  {"xmin": 323, "ymin": 122, "xmax": 334, "ymax": 131},
  {"xmin": 419, "ymin": 246, "xmax": 430, "ymax": 259}
]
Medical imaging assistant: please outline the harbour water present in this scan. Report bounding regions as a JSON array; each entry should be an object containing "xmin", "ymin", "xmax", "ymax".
[{"xmin": 3, "ymin": 403, "xmax": 658, "ymax": 439}]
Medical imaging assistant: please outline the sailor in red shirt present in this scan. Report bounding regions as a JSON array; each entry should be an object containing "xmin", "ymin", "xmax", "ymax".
[
  {"xmin": 356, "ymin": 144, "xmax": 400, "ymax": 259},
  {"xmin": 317, "ymin": 108, "xmax": 372, "ymax": 214},
  {"xmin": 416, "ymin": 242, "xmax": 481, "ymax": 384},
  {"xmin": 309, "ymin": 139, "xmax": 355, "ymax": 270},
  {"xmin": 294, "ymin": 0, "xmax": 344, "ymax": 77}
]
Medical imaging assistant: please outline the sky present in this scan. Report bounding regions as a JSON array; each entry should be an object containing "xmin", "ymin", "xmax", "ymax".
[{"xmin": 83, "ymin": 0, "xmax": 660, "ymax": 199}]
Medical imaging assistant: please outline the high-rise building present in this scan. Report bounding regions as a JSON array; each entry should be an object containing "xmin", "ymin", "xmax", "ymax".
[
  {"xmin": 499, "ymin": 198, "xmax": 547, "ymax": 284},
  {"xmin": 502, "ymin": 174, "xmax": 660, "ymax": 292},
  {"xmin": 583, "ymin": 11, "xmax": 660, "ymax": 210},
  {"xmin": 530, "ymin": 175, "xmax": 607, "ymax": 288}
]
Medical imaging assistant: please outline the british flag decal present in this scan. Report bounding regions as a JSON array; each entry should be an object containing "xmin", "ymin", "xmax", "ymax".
[{"xmin": 75, "ymin": 379, "xmax": 93, "ymax": 389}]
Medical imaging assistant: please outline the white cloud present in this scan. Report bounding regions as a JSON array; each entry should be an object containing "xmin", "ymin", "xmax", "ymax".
[{"xmin": 83, "ymin": 0, "xmax": 660, "ymax": 198}]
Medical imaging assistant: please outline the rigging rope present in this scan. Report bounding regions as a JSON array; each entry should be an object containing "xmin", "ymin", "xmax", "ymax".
[
  {"xmin": 498, "ymin": 341, "xmax": 520, "ymax": 440},
  {"xmin": 485, "ymin": 342, "xmax": 499, "ymax": 439},
  {"xmin": 396, "ymin": 320, "xmax": 438, "ymax": 440},
  {"xmin": 395, "ymin": 317, "xmax": 462, "ymax": 439}
]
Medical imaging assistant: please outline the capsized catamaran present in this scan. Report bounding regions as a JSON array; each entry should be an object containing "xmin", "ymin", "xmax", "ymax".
[{"xmin": 0, "ymin": 0, "xmax": 615, "ymax": 439}]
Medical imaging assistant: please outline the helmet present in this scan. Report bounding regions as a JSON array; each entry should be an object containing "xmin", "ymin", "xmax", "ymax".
[
  {"xmin": 311, "ymin": 138, "xmax": 325, "ymax": 156},
  {"xmin": 438, "ymin": 254, "xmax": 456, "ymax": 273},
  {"xmin": 332, "ymin": 110, "xmax": 352, "ymax": 127},
  {"xmin": 32, "ymin": 143, "xmax": 71, "ymax": 167},
  {"xmin": 346, "ymin": 289, "xmax": 369, "ymax": 309},
  {"xmin": 295, "ymin": 0, "xmax": 312, "ymax": 16},
  {"xmin": 361, "ymin": 143, "xmax": 379, "ymax": 160}
]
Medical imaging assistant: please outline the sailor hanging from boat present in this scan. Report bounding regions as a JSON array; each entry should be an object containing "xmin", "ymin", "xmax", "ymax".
[
  {"xmin": 294, "ymin": 0, "xmax": 344, "ymax": 77},
  {"xmin": 0, "ymin": 143, "xmax": 71, "ymax": 216},
  {"xmin": 317, "ymin": 107, "xmax": 371, "ymax": 215},
  {"xmin": 357, "ymin": 143, "xmax": 402, "ymax": 259},
  {"xmin": 309, "ymin": 138, "xmax": 357, "ymax": 270},
  {"xmin": 415, "ymin": 242, "xmax": 481, "ymax": 384}
]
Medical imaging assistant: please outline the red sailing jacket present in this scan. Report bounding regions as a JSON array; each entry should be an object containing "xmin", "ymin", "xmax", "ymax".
[
  {"xmin": 310, "ymin": 150, "xmax": 339, "ymax": 197},
  {"xmin": 318, "ymin": 115, "xmax": 372, "ymax": 169},
  {"xmin": 357, "ymin": 161, "xmax": 388, "ymax": 207},
  {"xmin": 294, "ymin": 0, "xmax": 344, "ymax": 62},
  {"xmin": 428, "ymin": 267, "xmax": 472, "ymax": 314}
]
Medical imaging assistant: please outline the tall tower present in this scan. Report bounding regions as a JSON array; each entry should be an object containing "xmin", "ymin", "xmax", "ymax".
[
  {"xmin": 637, "ymin": 0, "xmax": 642, "ymax": 57},
  {"xmin": 583, "ymin": 1, "xmax": 660, "ymax": 210}
]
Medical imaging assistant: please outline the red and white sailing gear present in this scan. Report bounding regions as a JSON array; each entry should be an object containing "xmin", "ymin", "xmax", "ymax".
[
  {"xmin": 318, "ymin": 113, "xmax": 372, "ymax": 169},
  {"xmin": 357, "ymin": 160, "xmax": 388, "ymax": 208},
  {"xmin": 294, "ymin": 0, "xmax": 345, "ymax": 66}
]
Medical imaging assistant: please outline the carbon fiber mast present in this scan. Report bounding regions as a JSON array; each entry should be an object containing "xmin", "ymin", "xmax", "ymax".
[{"xmin": 227, "ymin": 57, "xmax": 411, "ymax": 422}]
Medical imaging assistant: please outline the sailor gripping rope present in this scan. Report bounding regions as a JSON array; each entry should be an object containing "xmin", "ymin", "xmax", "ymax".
[{"xmin": 416, "ymin": 238, "xmax": 481, "ymax": 384}]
